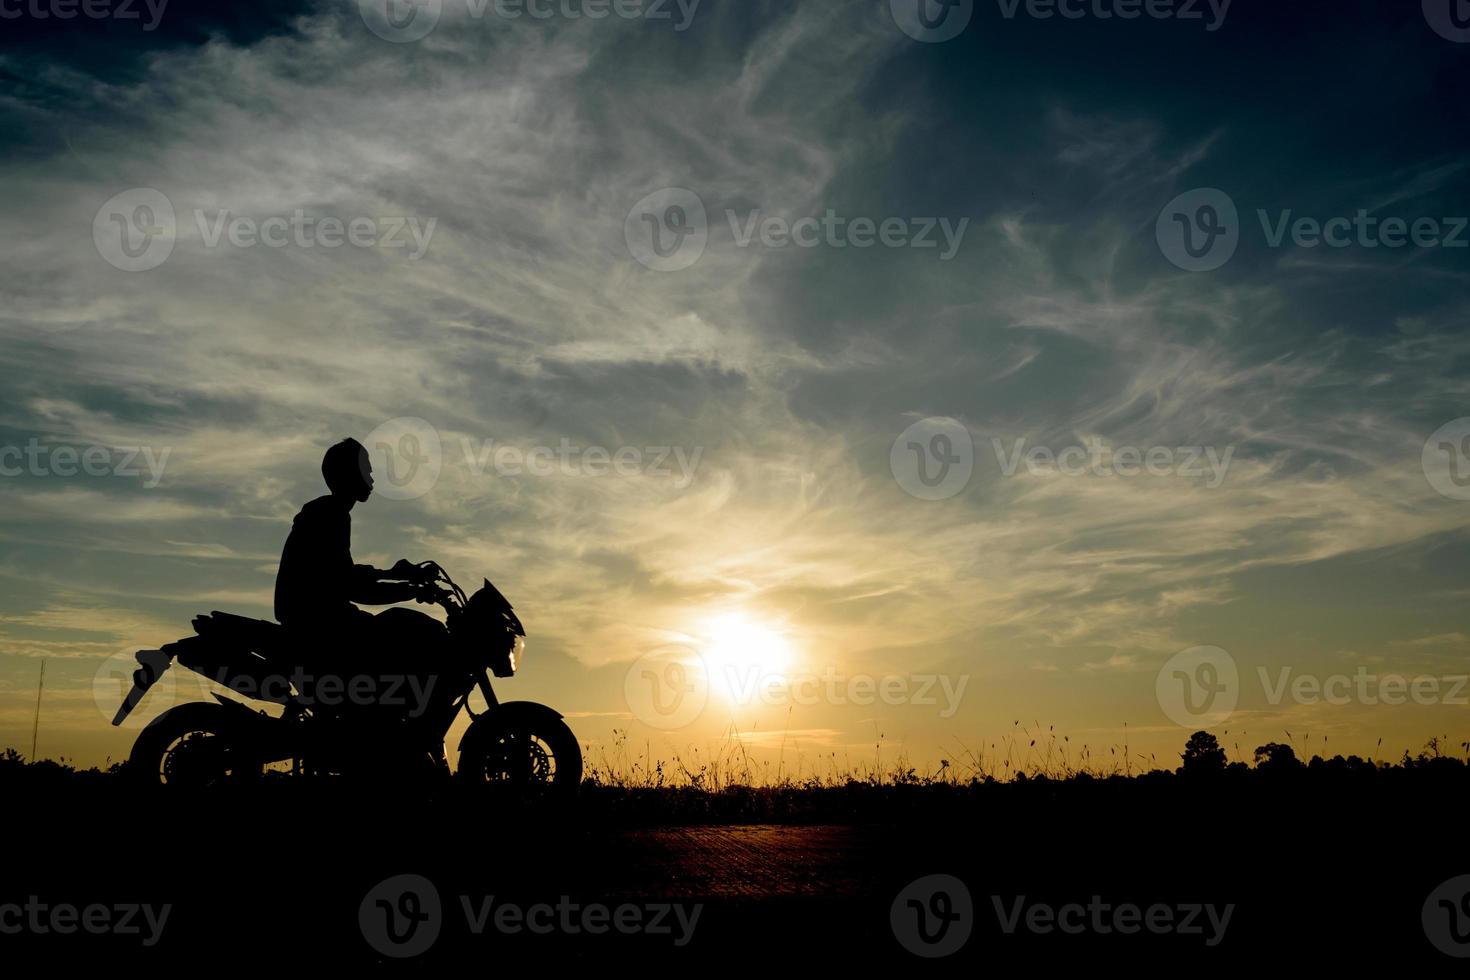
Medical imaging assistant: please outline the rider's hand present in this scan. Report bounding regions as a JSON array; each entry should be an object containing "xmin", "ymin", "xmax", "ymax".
[{"xmin": 388, "ymin": 558, "xmax": 421, "ymax": 580}]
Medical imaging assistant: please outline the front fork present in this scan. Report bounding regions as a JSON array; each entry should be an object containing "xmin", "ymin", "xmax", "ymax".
[{"xmin": 476, "ymin": 673, "xmax": 500, "ymax": 712}]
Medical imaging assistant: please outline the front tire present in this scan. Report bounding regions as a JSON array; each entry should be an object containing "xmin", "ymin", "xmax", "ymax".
[
  {"xmin": 126, "ymin": 702, "xmax": 264, "ymax": 787},
  {"xmin": 458, "ymin": 708, "xmax": 581, "ymax": 799}
]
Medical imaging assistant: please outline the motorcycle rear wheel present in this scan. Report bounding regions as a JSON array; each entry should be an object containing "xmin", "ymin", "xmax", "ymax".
[{"xmin": 126, "ymin": 702, "xmax": 266, "ymax": 787}]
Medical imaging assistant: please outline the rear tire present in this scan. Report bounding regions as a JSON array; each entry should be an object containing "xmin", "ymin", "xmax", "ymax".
[{"xmin": 126, "ymin": 702, "xmax": 264, "ymax": 787}]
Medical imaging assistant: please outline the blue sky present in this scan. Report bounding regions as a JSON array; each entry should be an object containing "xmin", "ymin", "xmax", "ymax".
[{"xmin": 2, "ymin": 0, "xmax": 1469, "ymax": 772}]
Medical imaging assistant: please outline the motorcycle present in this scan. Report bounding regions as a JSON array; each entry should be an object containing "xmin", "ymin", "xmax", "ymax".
[{"xmin": 113, "ymin": 562, "xmax": 581, "ymax": 795}]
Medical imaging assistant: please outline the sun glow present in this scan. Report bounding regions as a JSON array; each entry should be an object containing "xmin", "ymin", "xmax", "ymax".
[{"xmin": 699, "ymin": 614, "xmax": 795, "ymax": 700}]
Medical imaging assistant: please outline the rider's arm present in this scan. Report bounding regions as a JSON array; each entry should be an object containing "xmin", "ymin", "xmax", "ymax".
[
  {"xmin": 347, "ymin": 560, "xmax": 424, "ymax": 605},
  {"xmin": 350, "ymin": 578, "xmax": 420, "ymax": 605}
]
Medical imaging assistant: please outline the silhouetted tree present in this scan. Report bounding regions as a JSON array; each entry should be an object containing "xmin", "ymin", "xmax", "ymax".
[
  {"xmin": 1253, "ymin": 742, "xmax": 1301, "ymax": 771},
  {"xmin": 1181, "ymin": 731, "xmax": 1227, "ymax": 774}
]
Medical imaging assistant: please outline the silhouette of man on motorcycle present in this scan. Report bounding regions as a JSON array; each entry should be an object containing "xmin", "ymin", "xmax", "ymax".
[
  {"xmin": 112, "ymin": 435, "xmax": 580, "ymax": 789},
  {"xmin": 274, "ymin": 437, "xmax": 449, "ymax": 736},
  {"xmin": 275, "ymin": 437, "xmax": 425, "ymax": 629}
]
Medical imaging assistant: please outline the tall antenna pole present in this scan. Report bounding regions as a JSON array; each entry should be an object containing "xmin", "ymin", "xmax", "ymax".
[{"xmin": 30, "ymin": 660, "xmax": 45, "ymax": 762}]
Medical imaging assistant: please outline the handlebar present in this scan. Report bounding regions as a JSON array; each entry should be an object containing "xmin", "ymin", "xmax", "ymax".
[{"xmin": 410, "ymin": 560, "xmax": 468, "ymax": 612}]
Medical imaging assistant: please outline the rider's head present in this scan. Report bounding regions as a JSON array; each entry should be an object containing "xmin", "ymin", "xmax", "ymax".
[{"xmin": 322, "ymin": 438, "xmax": 373, "ymax": 502}]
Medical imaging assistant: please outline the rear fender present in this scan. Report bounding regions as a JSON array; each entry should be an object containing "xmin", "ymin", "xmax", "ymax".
[
  {"xmin": 111, "ymin": 648, "xmax": 175, "ymax": 726},
  {"xmin": 204, "ymin": 694, "xmax": 292, "ymax": 757}
]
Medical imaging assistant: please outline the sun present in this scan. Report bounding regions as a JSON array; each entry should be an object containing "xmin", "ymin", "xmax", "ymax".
[{"xmin": 698, "ymin": 614, "xmax": 795, "ymax": 700}]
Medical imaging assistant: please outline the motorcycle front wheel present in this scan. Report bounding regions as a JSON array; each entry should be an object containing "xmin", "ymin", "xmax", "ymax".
[{"xmin": 457, "ymin": 712, "xmax": 581, "ymax": 799}]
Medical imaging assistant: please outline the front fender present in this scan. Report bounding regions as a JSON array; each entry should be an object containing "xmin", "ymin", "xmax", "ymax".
[{"xmin": 458, "ymin": 700, "xmax": 565, "ymax": 754}]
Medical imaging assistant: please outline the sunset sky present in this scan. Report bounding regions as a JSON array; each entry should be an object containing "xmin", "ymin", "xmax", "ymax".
[{"xmin": 2, "ymin": 0, "xmax": 1469, "ymax": 774}]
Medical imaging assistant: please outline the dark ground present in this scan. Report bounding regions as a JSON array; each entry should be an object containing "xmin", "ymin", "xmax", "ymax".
[{"xmin": 4, "ymin": 761, "xmax": 1469, "ymax": 971}]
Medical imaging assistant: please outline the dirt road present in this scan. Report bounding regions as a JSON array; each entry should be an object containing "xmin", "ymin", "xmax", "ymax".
[{"xmin": 599, "ymin": 825, "xmax": 880, "ymax": 899}]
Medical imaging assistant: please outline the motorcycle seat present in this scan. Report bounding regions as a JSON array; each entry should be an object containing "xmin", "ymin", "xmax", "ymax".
[{"xmin": 191, "ymin": 611, "xmax": 291, "ymax": 656}]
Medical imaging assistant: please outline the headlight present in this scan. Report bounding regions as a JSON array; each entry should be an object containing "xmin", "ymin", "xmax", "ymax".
[{"xmin": 509, "ymin": 634, "xmax": 525, "ymax": 673}]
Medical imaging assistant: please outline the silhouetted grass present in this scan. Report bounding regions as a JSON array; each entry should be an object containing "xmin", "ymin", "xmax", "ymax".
[{"xmin": 7, "ymin": 733, "xmax": 1470, "ymax": 826}]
